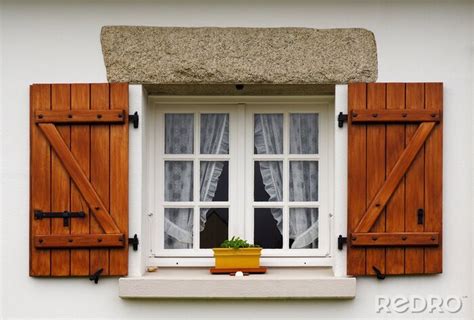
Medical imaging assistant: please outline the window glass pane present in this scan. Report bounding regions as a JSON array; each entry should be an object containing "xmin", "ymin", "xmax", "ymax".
[
  {"xmin": 200, "ymin": 114, "xmax": 229, "ymax": 154},
  {"xmin": 164, "ymin": 208, "xmax": 193, "ymax": 249},
  {"xmin": 200, "ymin": 161, "xmax": 228, "ymax": 201},
  {"xmin": 290, "ymin": 113, "xmax": 319, "ymax": 154},
  {"xmin": 165, "ymin": 161, "xmax": 193, "ymax": 201},
  {"xmin": 254, "ymin": 114, "xmax": 283, "ymax": 154},
  {"xmin": 289, "ymin": 208, "xmax": 319, "ymax": 249},
  {"xmin": 254, "ymin": 208, "xmax": 283, "ymax": 249},
  {"xmin": 254, "ymin": 161, "xmax": 283, "ymax": 201},
  {"xmin": 200, "ymin": 208, "xmax": 228, "ymax": 248},
  {"xmin": 165, "ymin": 113, "xmax": 194, "ymax": 154},
  {"xmin": 289, "ymin": 161, "xmax": 318, "ymax": 201}
]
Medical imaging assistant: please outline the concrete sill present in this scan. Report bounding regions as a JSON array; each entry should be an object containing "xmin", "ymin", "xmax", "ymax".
[{"xmin": 119, "ymin": 267, "xmax": 356, "ymax": 299}]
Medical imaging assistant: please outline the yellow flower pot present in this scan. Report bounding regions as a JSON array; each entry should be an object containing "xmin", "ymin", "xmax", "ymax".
[{"xmin": 213, "ymin": 247, "xmax": 262, "ymax": 269}]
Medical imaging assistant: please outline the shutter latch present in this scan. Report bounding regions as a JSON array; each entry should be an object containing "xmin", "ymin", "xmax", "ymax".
[
  {"xmin": 34, "ymin": 210, "xmax": 85, "ymax": 227},
  {"xmin": 337, "ymin": 112, "xmax": 348, "ymax": 128},
  {"xmin": 417, "ymin": 208, "xmax": 424, "ymax": 224},
  {"xmin": 129, "ymin": 111, "xmax": 139, "ymax": 129},
  {"xmin": 128, "ymin": 234, "xmax": 139, "ymax": 251},
  {"xmin": 337, "ymin": 235, "xmax": 347, "ymax": 250}
]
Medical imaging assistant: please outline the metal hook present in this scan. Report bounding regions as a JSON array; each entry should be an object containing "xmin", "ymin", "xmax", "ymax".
[
  {"xmin": 372, "ymin": 266, "xmax": 385, "ymax": 280},
  {"xmin": 89, "ymin": 268, "xmax": 104, "ymax": 284}
]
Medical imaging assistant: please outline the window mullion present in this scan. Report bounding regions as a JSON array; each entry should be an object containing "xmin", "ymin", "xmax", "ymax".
[
  {"xmin": 193, "ymin": 111, "xmax": 200, "ymax": 250},
  {"xmin": 282, "ymin": 112, "xmax": 290, "ymax": 250}
]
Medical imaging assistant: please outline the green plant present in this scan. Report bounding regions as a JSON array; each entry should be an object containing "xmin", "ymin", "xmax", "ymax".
[{"xmin": 220, "ymin": 236, "xmax": 260, "ymax": 249}]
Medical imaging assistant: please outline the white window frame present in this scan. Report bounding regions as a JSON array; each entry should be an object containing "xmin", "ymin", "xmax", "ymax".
[{"xmin": 146, "ymin": 96, "xmax": 334, "ymax": 267}]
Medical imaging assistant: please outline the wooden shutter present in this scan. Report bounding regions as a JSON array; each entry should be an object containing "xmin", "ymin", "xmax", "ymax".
[
  {"xmin": 30, "ymin": 83, "xmax": 129, "ymax": 277},
  {"xmin": 347, "ymin": 83, "xmax": 442, "ymax": 276}
]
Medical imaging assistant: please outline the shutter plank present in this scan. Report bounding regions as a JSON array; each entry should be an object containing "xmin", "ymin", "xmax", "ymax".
[
  {"xmin": 354, "ymin": 122, "xmax": 435, "ymax": 233},
  {"xmin": 38, "ymin": 124, "xmax": 120, "ymax": 233},
  {"xmin": 347, "ymin": 82, "xmax": 443, "ymax": 277},
  {"xmin": 70, "ymin": 84, "xmax": 91, "ymax": 275},
  {"xmin": 424, "ymin": 83, "xmax": 443, "ymax": 273},
  {"xmin": 30, "ymin": 84, "xmax": 51, "ymax": 276},
  {"xmin": 405, "ymin": 83, "xmax": 425, "ymax": 274},
  {"xmin": 109, "ymin": 83, "xmax": 129, "ymax": 276},
  {"xmin": 385, "ymin": 83, "xmax": 405, "ymax": 274},
  {"xmin": 51, "ymin": 84, "xmax": 71, "ymax": 276},
  {"xmin": 90, "ymin": 84, "xmax": 110, "ymax": 275},
  {"xmin": 365, "ymin": 83, "xmax": 386, "ymax": 276},
  {"xmin": 347, "ymin": 83, "xmax": 367, "ymax": 275}
]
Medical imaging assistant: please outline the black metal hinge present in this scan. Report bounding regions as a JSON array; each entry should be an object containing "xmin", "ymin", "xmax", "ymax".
[
  {"xmin": 128, "ymin": 234, "xmax": 139, "ymax": 251},
  {"xmin": 34, "ymin": 210, "xmax": 85, "ymax": 227},
  {"xmin": 338, "ymin": 235, "xmax": 347, "ymax": 250},
  {"xmin": 129, "ymin": 111, "xmax": 139, "ymax": 129},
  {"xmin": 337, "ymin": 112, "xmax": 348, "ymax": 128}
]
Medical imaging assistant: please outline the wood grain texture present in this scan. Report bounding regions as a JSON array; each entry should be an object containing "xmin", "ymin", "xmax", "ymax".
[
  {"xmin": 50, "ymin": 84, "xmax": 71, "ymax": 276},
  {"xmin": 365, "ymin": 83, "xmax": 386, "ymax": 276},
  {"xmin": 350, "ymin": 109, "xmax": 440, "ymax": 123},
  {"xmin": 70, "ymin": 84, "xmax": 91, "ymax": 275},
  {"xmin": 30, "ymin": 84, "xmax": 51, "ymax": 276},
  {"xmin": 34, "ymin": 234, "xmax": 125, "ymax": 248},
  {"xmin": 351, "ymin": 232, "xmax": 439, "ymax": 247},
  {"xmin": 424, "ymin": 83, "xmax": 443, "ymax": 274},
  {"xmin": 405, "ymin": 83, "xmax": 426, "ymax": 274},
  {"xmin": 35, "ymin": 109, "xmax": 125, "ymax": 123},
  {"xmin": 39, "ymin": 123, "xmax": 120, "ymax": 234},
  {"xmin": 355, "ymin": 122, "xmax": 435, "ymax": 233},
  {"xmin": 385, "ymin": 83, "xmax": 405, "ymax": 274},
  {"xmin": 347, "ymin": 82, "xmax": 443, "ymax": 276},
  {"xmin": 109, "ymin": 83, "xmax": 129, "ymax": 276},
  {"xmin": 347, "ymin": 83, "xmax": 367, "ymax": 275},
  {"xmin": 90, "ymin": 83, "xmax": 111, "ymax": 276},
  {"xmin": 30, "ymin": 82, "xmax": 130, "ymax": 278}
]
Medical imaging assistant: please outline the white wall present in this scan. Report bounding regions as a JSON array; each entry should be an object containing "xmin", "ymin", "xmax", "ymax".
[{"xmin": 1, "ymin": 0, "xmax": 473, "ymax": 318}]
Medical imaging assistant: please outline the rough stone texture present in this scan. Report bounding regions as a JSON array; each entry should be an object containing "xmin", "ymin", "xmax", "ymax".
[{"xmin": 101, "ymin": 26, "xmax": 377, "ymax": 85}]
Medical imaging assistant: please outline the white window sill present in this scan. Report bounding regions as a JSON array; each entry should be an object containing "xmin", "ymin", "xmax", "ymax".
[{"xmin": 119, "ymin": 267, "xmax": 356, "ymax": 299}]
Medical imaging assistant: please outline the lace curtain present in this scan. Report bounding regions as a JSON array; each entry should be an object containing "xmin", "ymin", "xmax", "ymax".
[
  {"xmin": 163, "ymin": 112, "xmax": 318, "ymax": 249},
  {"xmin": 255, "ymin": 114, "xmax": 319, "ymax": 249},
  {"xmin": 164, "ymin": 114, "xmax": 229, "ymax": 249}
]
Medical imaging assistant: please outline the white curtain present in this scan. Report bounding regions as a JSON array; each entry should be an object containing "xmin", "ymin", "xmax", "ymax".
[
  {"xmin": 164, "ymin": 114, "xmax": 229, "ymax": 249},
  {"xmin": 255, "ymin": 113, "xmax": 319, "ymax": 249}
]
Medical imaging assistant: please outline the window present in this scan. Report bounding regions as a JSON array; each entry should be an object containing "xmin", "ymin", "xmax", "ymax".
[{"xmin": 147, "ymin": 97, "xmax": 333, "ymax": 267}]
